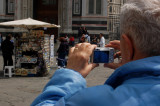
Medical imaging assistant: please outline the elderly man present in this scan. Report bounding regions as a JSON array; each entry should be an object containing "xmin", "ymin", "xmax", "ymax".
[{"xmin": 31, "ymin": 0, "xmax": 160, "ymax": 105}]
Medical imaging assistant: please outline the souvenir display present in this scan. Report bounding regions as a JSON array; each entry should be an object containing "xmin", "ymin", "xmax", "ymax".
[
  {"xmin": 50, "ymin": 35, "xmax": 54, "ymax": 67},
  {"xmin": 42, "ymin": 34, "xmax": 51, "ymax": 72},
  {"xmin": 15, "ymin": 68, "xmax": 22, "ymax": 75},
  {"xmin": 15, "ymin": 30, "xmax": 51, "ymax": 76}
]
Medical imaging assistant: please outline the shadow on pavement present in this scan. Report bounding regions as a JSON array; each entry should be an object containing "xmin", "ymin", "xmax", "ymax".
[
  {"xmin": 0, "ymin": 67, "xmax": 57, "ymax": 79},
  {"xmin": 0, "ymin": 71, "xmax": 10, "ymax": 79}
]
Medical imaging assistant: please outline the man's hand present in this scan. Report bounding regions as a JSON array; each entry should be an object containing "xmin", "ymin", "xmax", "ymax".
[
  {"xmin": 106, "ymin": 40, "xmax": 120, "ymax": 50},
  {"xmin": 67, "ymin": 43, "xmax": 98, "ymax": 78},
  {"xmin": 104, "ymin": 40, "xmax": 123, "ymax": 69}
]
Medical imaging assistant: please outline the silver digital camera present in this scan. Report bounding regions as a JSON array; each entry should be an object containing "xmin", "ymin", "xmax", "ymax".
[{"xmin": 91, "ymin": 47, "xmax": 114, "ymax": 63}]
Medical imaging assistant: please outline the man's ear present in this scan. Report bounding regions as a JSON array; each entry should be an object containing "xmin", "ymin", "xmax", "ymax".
[{"xmin": 122, "ymin": 34, "xmax": 134, "ymax": 61}]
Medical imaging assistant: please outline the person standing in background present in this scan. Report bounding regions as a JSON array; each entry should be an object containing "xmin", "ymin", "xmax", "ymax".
[
  {"xmin": 91, "ymin": 35, "xmax": 98, "ymax": 45},
  {"xmin": 78, "ymin": 27, "xmax": 83, "ymax": 37},
  {"xmin": 65, "ymin": 34, "xmax": 69, "ymax": 43},
  {"xmin": 0, "ymin": 33, "xmax": 3, "ymax": 50},
  {"xmin": 79, "ymin": 34, "xmax": 86, "ymax": 43},
  {"xmin": 82, "ymin": 26, "xmax": 87, "ymax": 34},
  {"xmin": 9, "ymin": 34, "xmax": 14, "ymax": 43},
  {"xmin": 57, "ymin": 37, "xmax": 69, "ymax": 68},
  {"xmin": 1, "ymin": 35, "xmax": 14, "ymax": 69},
  {"xmin": 98, "ymin": 33, "xmax": 105, "ymax": 47},
  {"xmin": 69, "ymin": 35, "xmax": 75, "ymax": 47},
  {"xmin": 85, "ymin": 33, "xmax": 91, "ymax": 43}
]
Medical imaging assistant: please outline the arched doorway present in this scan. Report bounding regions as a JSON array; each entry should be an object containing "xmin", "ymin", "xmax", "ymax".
[{"xmin": 33, "ymin": 0, "xmax": 58, "ymax": 37}]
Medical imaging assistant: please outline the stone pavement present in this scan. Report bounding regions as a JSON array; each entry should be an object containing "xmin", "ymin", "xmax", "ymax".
[
  {"xmin": 0, "ymin": 40, "xmax": 114, "ymax": 106},
  {"xmin": 0, "ymin": 65, "xmax": 114, "ymax": 106}
]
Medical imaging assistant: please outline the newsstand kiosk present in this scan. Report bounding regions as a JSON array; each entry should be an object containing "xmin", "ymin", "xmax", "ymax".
[{"xmin": 14, "ymin": 30, "xmax": 53, "ymax": 77}]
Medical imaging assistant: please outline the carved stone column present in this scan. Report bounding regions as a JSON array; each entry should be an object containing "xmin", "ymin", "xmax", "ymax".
[
  {"xmin": 27, "ymin": 0, "xmax": 33, "ymax": 18},
  {"xmin": 15, "ymin": 0, "xmax": 33, "ymax": 20},
  {"xmin": 14, "ymin": 0, "xmax": 33, "ymax": 32},
  {"xmin": 14, "ymin": 0, "xmax": 22, "ymax": 20},
  {"xmin": 59, "ymin": 0, "xmax": 72, "ymax": 34},
  {"xmin": 58, "ymin": 0, "xmax": 63, "ymax": 33},
  {"xmin": 22, "ymin": 0, "xmax": 28, "ymax": 19}
]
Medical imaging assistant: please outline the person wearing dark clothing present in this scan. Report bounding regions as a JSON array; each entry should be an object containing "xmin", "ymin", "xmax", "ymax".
[
  {"xmin": 0, "ymin": 33, "xmax": 3, "ymax": 50},
  {"xmin": 57, "ymin": 37, "xmax": 69, "ymax": 68},
  {"xmin": 82, "ymin": 27, "xmax": 87, "ymax": 34},
  {"xmin": 78, "ymin": 27, "xmax": 83, "ymax": 37},
  {"xmin": 91, "ymin": 35, "xmax": 98, "ymax": 44},
  {"xmin": 1, "ymin": 35, "xmax": 14, "ymax": 69}
]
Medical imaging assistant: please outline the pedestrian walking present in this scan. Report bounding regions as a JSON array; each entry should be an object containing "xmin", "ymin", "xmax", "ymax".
[{"xmin": 57, "ymin": 37, "xmax": 69, "ymax": 68}]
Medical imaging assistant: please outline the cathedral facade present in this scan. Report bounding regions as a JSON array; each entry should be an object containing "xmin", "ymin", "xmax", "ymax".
[
  {"xmin": 107, "ymin": 0, "xmax": 127, "ymax": 40},
  {"xmin": 0, "ymin": 0, "xmax": 108, "ymax": 38}
]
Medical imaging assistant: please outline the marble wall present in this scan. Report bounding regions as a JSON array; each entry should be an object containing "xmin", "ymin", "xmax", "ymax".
[{"xmin": 0, "ymin": 0, "xmax": 108, "ymax": 36}]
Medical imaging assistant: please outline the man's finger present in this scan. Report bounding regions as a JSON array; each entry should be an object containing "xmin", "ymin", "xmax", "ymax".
[
  {"xmin": 105, "ymin": 44, "xmax": 120, "ymax": 50},
  {"xmin": 110, "ymin": 40, "xmax": 120, "ymax": 45},
  {"xmin": 87, "ymin": 45, "xmax": 97, "ymax": 54},
  {"xmin": 75, "ymin": 43, "xmax": 82, "ymax": 48},
  {"xmin": 114, "ymin": 51, "xmax": 121, "ymax": 58},
  {"xmin": 69, "ymin": 47, "xmax": 75, "ymax": 54},
  {"xmin": 104, "ymin": 63, "xmax": 122, "ymax": 69},
  {"xmin": 89, "ymin": 63, "xmax": 99, "ymax": 70}
]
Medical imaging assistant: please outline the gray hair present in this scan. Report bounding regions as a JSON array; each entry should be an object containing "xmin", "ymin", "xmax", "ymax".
[{"xmin": 120, "ymin": 0, "xmax": 160, "ymax": 56}]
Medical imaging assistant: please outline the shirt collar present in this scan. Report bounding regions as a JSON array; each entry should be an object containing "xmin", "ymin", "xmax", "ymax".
[{"xmin": 105, "ymin": 56, "xmax": 160, "ymax": 88}]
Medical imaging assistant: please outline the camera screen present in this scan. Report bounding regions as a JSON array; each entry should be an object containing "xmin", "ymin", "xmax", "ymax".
[{"xmin": 93, "ymin": 51, "xmax": 109, "ymax": 63}]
